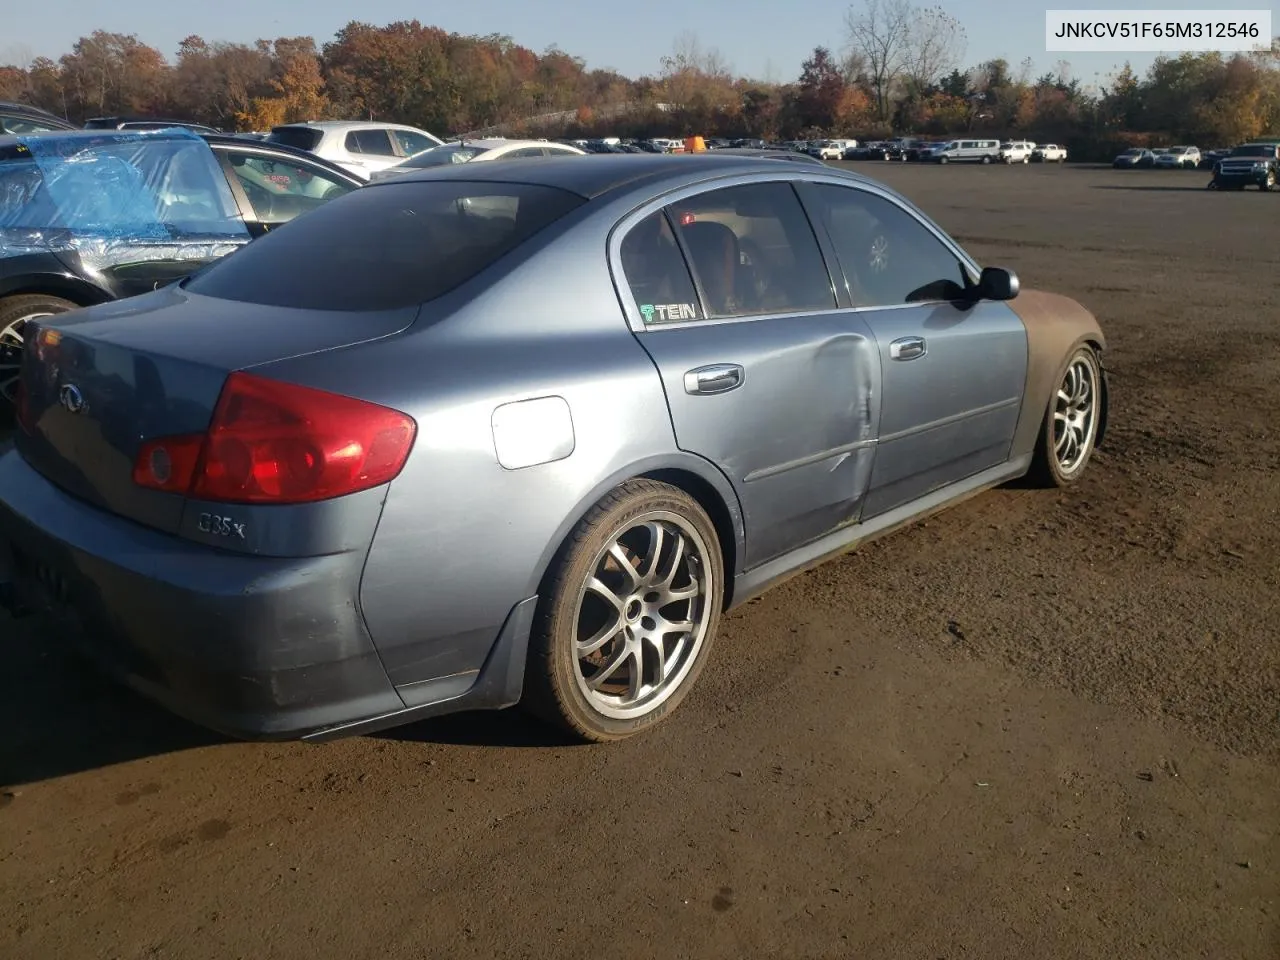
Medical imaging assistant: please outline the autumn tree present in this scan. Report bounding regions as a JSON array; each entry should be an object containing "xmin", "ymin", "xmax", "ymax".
[
  {"xmin": 794, "ymin": 47, "xmax": 849, "ymax": 131},
  {"xmin": 58, "ymin": 31, "xmax": 168, "ymax": 117},
  {"xmin": 171, "ymin": 36, "xmax": 274, "ymax": 129}
]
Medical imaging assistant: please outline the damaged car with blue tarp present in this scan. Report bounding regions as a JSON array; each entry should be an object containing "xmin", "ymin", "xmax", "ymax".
[{"xmin": 0, "ymin": 127, "xmax": 362, "ymax": 404}]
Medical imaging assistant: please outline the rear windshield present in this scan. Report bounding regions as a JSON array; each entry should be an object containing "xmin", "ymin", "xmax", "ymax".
[
  {"xmin": 185, "ymin": 180, "xmax": 587, "ymax": 311},
  {"xmin": 402, "ymin": 144, "xmax": 486, "ymax": 168},
  {"xmin": 267, "ymin": 127, "xmax": 323, "ymax": 152}
]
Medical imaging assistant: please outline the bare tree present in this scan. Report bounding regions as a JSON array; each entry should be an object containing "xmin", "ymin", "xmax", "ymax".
[
  {"xmin": 840, "ymin": 49, "xmax": 869, "ymax": 85},
  {"xmin": 0, "ymin": 43, "xmax": 34, "ymax": 69},
  {"xmin": 845, "ymin": 0, "xmax": 915, "ymax": 121},
  {"xmin": 903, "ymin": 6, "xmax": 966, "ymax": 95}
]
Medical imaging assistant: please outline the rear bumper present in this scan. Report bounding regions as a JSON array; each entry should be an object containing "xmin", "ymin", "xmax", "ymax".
[{"xmin": 0, "ymin": 450, "xmax": 530, "ymax": 741}]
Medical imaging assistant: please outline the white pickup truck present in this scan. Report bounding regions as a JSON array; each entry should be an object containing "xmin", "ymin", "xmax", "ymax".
[{"xmin": 1032, "ymin": 143, "xmax": 1068, "ymax": 163}]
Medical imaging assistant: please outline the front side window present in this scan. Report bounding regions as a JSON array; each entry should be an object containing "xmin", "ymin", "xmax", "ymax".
[
  {"xmin": 619, "ymin": 210, "xmax": 702, "ymax": 323},
  {"xmin": 812, "ymin": 184, "xmax": 971, "ymax": 308},
  {"xmin": 665, "ymin": 181, "xmax": 835, "ymax": 319},
  {"xmin": 185, "ymin": 180, "xmax": 586, "ymax": 311},
  {"xmin": 0, "ymin": 135, "xmax": 244, "ymax": 239},
  {"xmin": 223, "ymin": 150, "xmax": 356, "ymax": 224}
]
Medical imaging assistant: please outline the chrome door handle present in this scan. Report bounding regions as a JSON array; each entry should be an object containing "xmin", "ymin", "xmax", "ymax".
[
  {"xmin": 889, "ymin": 336, "xmax": 927, "ymax": 361},
  {"xmin": 684, "ymin": 363, "xmax": 744, "ymax": 395}
]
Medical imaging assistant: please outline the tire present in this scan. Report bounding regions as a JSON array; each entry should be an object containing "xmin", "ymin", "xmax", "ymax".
[
  {"xmin": 523, "ymin": 479, "xmax": 725, "ymax": 742},
  {"xmin": 1026, "ymin": 346, "xmax": 1104, "ymax": 488},
  {"xmin": 938, "ymin": 156, "xmax": 948, "ymax": 164},
  {"xmin": 982, "ymin": 155, "xmax": 992, "ymax": 164},
  {"xmin": 1261, "ymin": 170, "xmax": 1275, "ymax": 192},
  {"xmin": 0, "ymin": 293, "xmax": 78, "ymax": 405}
]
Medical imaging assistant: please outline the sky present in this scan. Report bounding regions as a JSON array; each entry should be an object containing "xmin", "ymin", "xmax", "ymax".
[{"xmin": 4, "ymin": 0, "xmax": 1278, "ymax": 95}]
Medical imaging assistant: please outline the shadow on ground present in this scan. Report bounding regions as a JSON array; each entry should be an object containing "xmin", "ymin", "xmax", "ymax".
[
  {"xmin": 1093, "ymin": 183, "xmax": 1218, "ymax": 192},
  {"xmin": 0, "ymin": 621, "xmax": 226, "ymax": 786},
  {"xmin": 374, "ymin": 708, "xmax": 583, "ymax": 749}
]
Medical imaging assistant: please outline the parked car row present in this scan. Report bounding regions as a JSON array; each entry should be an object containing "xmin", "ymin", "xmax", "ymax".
[
  {"xmin": 842, "ymin": 137, "xmax": 1068, "ymax": 164},
  {"xmin": 0, "ymin": 130, "xmax": 1110, "ymax": 746},
  {"xmin": 1112, "ymin": 145, "xmax": 1227, "ymax": 169}
]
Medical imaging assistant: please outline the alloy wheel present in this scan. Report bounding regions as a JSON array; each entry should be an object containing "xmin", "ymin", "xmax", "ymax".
[
  {"xmin": 0, "ymin": 313, "xmax": 50, "ymax": 404},
  {"xmin": 1052, "ymin": 354, "xmax": 1100, "ymax": 475},
  {"xmin": 572, "ymin": 512, "xmax": 713, "ymax": 720}
]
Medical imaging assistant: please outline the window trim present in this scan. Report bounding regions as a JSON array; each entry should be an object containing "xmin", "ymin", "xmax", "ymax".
[{"xmin": 607, "ymin": 170, "xmax": 982, "ymax": 335}]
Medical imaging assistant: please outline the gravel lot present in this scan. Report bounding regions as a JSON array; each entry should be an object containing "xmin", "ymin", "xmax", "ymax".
[{"xmin": 1, "ymin": 161, "xmax": 1277, "ymax": 959}]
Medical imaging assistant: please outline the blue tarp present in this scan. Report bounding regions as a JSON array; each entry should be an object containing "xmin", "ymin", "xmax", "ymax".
[{"xmin": 0, "ymin": 128, "xmax": 249, "ymax": 265}]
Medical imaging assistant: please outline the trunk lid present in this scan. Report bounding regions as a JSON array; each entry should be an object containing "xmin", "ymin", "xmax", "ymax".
[{"xmin": 16, "ymin": 284, "xmax": 418, "ymax": 534}]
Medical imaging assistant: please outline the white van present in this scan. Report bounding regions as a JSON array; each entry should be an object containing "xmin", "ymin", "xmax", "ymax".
[{"xmin": 932, "ymin": 139, "xmax": 1001, "ymax": 164}]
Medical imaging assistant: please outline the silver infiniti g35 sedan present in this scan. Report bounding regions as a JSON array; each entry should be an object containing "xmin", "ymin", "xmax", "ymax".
[{"xmin": 0, "ymin": 154, "xmax": 1109, "ymax": 743}]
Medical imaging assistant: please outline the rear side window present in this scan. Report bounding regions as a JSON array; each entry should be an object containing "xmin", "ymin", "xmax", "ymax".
[
  {"xmin": 267, "ymin": 127, "xmax": 323, "ymax": 152},
  {"xmin": 185, "ymin": 181, "xmax": 587, "ymax": 311},
  {"xmin": 620, "ymin": 210, "xmax": 703, "ymax": 323},
  {"xmin": 345, "ymin": 129, "xmax": 396, "ymax": 156},
  {"xmin": 666, "ymin": 181, "xmax": 835, "ymax": 319}
]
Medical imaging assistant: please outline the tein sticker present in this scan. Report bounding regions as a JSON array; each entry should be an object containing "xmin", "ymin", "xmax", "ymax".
[{"xmin": 639, "ymin": 303, "xmax": 699, "ymax": 323}]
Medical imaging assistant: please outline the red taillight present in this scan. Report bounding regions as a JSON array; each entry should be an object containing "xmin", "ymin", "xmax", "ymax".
[
  {"xmin": 132, "ymin": 435, "xmax": 205, "ymax": 493},
  {"xmin": 132, "ymin": 373, "xmax": 417, "ymax": 504}
]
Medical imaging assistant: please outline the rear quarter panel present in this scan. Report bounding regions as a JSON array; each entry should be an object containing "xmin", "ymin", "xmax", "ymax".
[
  {"xmin": 256, "ymin": 219, "xmax": 745, "ymax": 693},
  {"xmin": 1007, "ymin": 288, "xmax": 1107, "ymax": 460}
]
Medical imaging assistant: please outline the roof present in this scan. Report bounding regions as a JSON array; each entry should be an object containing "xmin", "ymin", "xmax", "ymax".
[
  {"xmin": 0, "ymin": 101, "xmax": 78, "ymax": 130},
  {"xmin": 273, "ymin": 120, "xmax": 438, "ymax": 134},
  {"xmin": 377, "ymin": 151, "xmax": 873, "ymax": 200},
  {"xmin": 0, "ymin": 127, "xmax": 204, "ymax": 154}
]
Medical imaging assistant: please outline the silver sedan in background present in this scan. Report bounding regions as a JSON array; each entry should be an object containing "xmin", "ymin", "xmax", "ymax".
[{"xmin": 0, "ymin": 154, "xmax": 1109, "ymax": 744}]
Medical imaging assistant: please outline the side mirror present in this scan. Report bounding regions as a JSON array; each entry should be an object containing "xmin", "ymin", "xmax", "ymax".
[{"xmin": 976, "ymin": 266, "xmax": 1019, "ymax": 301}]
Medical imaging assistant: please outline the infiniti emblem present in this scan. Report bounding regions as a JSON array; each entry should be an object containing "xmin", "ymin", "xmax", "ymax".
[{"xmin": 59, "ymin": 383, "xmax": 87, "ymax": 414}]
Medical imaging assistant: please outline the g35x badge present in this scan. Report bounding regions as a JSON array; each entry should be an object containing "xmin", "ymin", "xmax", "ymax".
[{"xmin": 198, "ymin": 513, "xmax": 247, "ymax": 540}]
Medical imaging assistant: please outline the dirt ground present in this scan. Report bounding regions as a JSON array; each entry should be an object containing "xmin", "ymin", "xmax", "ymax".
[{"xmin": 1, "ymin": 162, "xmax": 1277, "ymax": 960}]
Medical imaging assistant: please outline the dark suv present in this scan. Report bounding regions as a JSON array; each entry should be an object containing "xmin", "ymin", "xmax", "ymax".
[{"xmin": 1209, "ymin": 143, "xmax": 1280, "ymax": 191}]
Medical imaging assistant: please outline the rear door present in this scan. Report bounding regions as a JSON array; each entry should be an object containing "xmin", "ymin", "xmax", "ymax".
[
  {"xmin": 802, "ymin": 182, "xmax": 1027, "ymax": 519},
  {"xmin": 615, "ymin": 178, "xmax": 882, "ymax": 569},
  {"xmin": 344, "ymin": 129, "xmax": 400, "ymax": 174}
]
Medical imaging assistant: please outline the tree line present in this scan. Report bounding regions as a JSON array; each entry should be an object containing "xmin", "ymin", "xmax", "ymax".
[{"xmin": 1, "ymin": 1, "xmax": 1277, "ymax": 160}]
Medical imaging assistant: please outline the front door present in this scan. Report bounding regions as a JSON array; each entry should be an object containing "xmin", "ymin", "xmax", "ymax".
[
  {"xmin": 803, "ymin": 182, "xmax": 1028, "ymax": 519},
  {"xmin": 617, "ymin": 181, "xmax": 882, "ymax": 569}
]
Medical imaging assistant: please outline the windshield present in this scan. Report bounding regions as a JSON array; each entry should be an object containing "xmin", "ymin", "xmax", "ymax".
[
  {"xmin": 1120, "ymin": 150, "xmax": 1140, "ymax": 156},
  {"xmin": 1230, "ymin": 145, "xmax": 1272, "ymax": 157},
  {"xmin": 0, "ymin": 131, "xmax": 246, "ymax": 241},
  {"xmin": 402, "ymin": 144, "xmax": 487, "ymax": 169}
]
